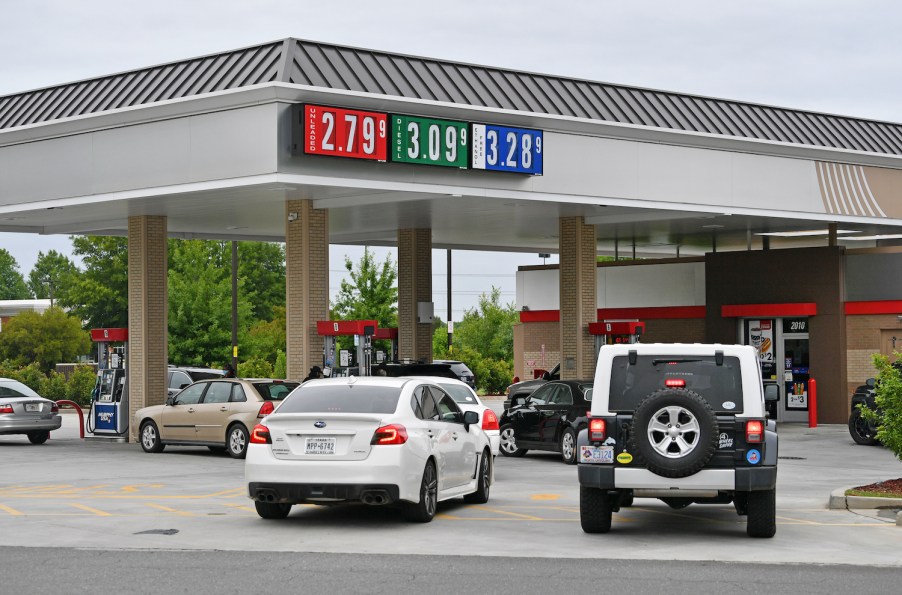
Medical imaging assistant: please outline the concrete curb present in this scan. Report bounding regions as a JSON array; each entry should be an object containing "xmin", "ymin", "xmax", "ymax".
[{"xmin": 829, "ymin": 486, "xmax": 902, "ymax": 521}]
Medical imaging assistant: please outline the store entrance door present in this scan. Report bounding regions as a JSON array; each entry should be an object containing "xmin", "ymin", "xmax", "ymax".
[{"xmin": 742, "ymin": 317, "xmax": 810, "ymax": 422}]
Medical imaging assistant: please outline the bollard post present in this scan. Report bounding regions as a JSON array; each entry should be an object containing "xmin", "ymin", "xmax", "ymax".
[
  {"xmin": 54, "ymin": 400, "xmax": 85, "ymax": 439},
  {"xmin": 808, "ymin": 378, "xmax": 817, "ymax": 428}
]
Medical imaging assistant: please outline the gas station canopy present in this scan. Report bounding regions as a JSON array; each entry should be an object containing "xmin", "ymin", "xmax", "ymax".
[{"xmin": 2, "ymin": 38, "xmax": 902, "ymax": 257}]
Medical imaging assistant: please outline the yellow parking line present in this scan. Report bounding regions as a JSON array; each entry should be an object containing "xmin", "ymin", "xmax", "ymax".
[
  {"xmin": 145, "ymin": 503, "xmax": 194, "ymax": 516},
  {"xmin": 530, "ymin": 494, "xmax": 561, "ymax": 501},
  {"xmin": 70, "ymin": 503, "xmax": 112, "ymax": 516},
  {"xmin": 474, "ymin": 506, "xmax": 544, "ymax": 521},
  {"xmin": 0, "ymin": 503, "xmax": 24, "ymax": 516}
]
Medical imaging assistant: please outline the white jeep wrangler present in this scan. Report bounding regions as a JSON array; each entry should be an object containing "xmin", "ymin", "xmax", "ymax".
[{"xmin": 578, "ymin": 343, "xmax": 778, "ymax": 538}]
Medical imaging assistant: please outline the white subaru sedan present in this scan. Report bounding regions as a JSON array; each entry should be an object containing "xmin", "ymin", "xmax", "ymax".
[
  {"xmin": 430, "ymin": 378, "xmax": 500, "ymax": 457},
  {"xmin": 245, "ymin": 376, "xmax": 494, "ymax": 522}
]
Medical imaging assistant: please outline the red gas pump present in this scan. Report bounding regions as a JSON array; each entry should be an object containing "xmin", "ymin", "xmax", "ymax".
[
  {"xmin": 316, "ymin": 320, "xmax": 378, "ymax": 376},
  {"xmin": 588, "ymin": 321, "xmax": 645, "ymax": 354}
]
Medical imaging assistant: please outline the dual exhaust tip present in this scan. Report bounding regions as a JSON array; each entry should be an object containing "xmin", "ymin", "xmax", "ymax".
[{"xmin": 254, "ymin": 489, "xmax": 391, "ymax": 505}]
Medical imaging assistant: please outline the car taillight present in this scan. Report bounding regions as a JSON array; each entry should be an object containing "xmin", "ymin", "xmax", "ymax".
[
  {"xmin": 664, "ymin": 378, "xmax": 686, "ymax": 388},
  {"xmin": 589, "ymin": 418, "xmax": 606, "ymax": 442},
  {"xmin": 0, "ymin": 404, "xmax": 13, "ymax": 414},
  {"xmin": 371, "ymin": 424, "xmax": 408, "ymax": 445},
  {"xmin": 250, "ymin": 424, "xmax": 272, "ymax": 444},
  {"xmin": 481, "ymin": 409, "xmax": 500, "ymax": 432},
  {"xmin": 51, "ymin": 403, "xmax": 59, "ymax": 413},
  {"xmin": 257, "ymin": 401, "xmax": 275, "ymax": 418},
  {"xmin": 746, "ymin": 420, "xmax": 764, "ymax": 443}
]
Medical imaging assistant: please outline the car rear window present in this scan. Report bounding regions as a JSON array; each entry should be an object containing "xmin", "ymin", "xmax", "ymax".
[
  {"xmin": 277, "ymin": 385, "xmax": 401, "ymax": 414},
  {"xmin": 0, "ymin": 381, "xmax": 40, "ymax": 399},
  {"xmin": 188, "ymin": 370, "xmax": 225, "ymax": 381},
  {"xmin": 436, "ymin": 383, "xmax": 478, "ymax": 405},
  {"xmin": 253, "ymin": 382, "xmax": 300, "ymax": 401},
  {"xmin": 609, "ymin": 355, "xmax": 744, "ymax": 414}
]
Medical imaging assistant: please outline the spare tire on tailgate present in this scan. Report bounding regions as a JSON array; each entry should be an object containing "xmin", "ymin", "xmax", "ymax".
[{"xmin": 627, "ymin": 388, "xmax": 718, "ymax": 478}]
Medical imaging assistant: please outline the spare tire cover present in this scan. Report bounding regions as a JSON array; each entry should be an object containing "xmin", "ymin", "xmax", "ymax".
[{"xmin": 628, "ymin": 388, "xmax": 719, "ymax": 478}]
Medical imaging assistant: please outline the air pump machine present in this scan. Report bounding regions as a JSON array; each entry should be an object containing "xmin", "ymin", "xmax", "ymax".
[{"xmin": 88, "ymin": 328, "xmax": 129, "ymax": 437}]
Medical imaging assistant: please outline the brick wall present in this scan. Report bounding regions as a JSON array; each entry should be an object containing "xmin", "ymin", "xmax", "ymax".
[
  {"xmin": 398, "ymin": 228, "xmax": 432, "ymax": 362},
  {"xmin": 285, "ymin": 200, "xmax": 329, "ymax": 381},
  {"xmin": 513, "ymin": 321, "xmax": 561, "ymax": 380},
  {"xmin": 128, "ymin": 215, "xmax": 168, "ymax": 442},
  {"xmin": 559, "ymin": 217, "xmax": 597, "ymax": 379},
  {"xmin": 845, "ymin": 314, "xmax": 902, "ymax": 406}
]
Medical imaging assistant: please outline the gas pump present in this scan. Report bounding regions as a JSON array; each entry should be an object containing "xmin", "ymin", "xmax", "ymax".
[
  {"xmin": 88, "ymin": 328, "xmax": 129, "ymax": 436},
  {"xmin": 589, "ymin": 321, "xmax": 645, "ymax": 354},
  {"xmin": 374, "ymin": 327, "xmax": 399, "ymax": 364},
  {"xmin": 316, "ymin": 320, "xmax": 379, "ymax": 376}
]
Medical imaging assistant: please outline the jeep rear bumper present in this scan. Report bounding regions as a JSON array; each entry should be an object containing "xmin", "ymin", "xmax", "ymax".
[{"xmin": 578, "ymin": 465, "xmax": 777, "ymax": 492}]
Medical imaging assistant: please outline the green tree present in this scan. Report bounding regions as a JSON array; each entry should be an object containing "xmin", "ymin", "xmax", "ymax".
[
  {"xmin": 238, "ymin": 242, "xmax": 285, "ymax": 322},
  {"xmin": 332, "ymin": 248, "xmax": 398, "ymax": 328},
  {"xmin": 243, "ymin": 306, "xmax": 287, "ymax": 365},
  {"xmin": 28, "ymin": 250, "xmax": 78, "ymax": 306},
  {"xmin": 862, "ymin": 353, "xmax": 902, "ymax": 459},
  {"xmin": 168, "ymin": 240, "xmax": 253, "ymax": 367},
  {"xmin": 0, "ymin": 307, "xmax": 91, "ymax": 371},
  {"xmin": 58, "ymin": 236, "xmax": 129, "ymax": 329},
  {"xmin": 452, "ymin": 287, "xmax": 518, "ymax": 361},
  {"xmin": 0, "ymin": 248, "xmax": 31, "ymax": 300}
]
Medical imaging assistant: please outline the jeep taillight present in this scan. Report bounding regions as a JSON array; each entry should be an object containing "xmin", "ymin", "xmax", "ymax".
[
  {"xmin": 589, "ymin": 418, "xmax": 606, "ymax": 442},
  {"xmin": 746, "ymin": 420, "xmax": 764, "ymax": 443}
]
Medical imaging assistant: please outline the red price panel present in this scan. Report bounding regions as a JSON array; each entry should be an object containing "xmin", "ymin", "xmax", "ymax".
[{"xmin": 304, "ymin": 104, "xmax": 388, "ymax": 161}]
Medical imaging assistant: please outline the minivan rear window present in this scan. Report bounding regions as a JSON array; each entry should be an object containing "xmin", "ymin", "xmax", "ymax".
[
  {"xmin": 277, "ymin": 385, "xmax": 401, "ymax": 414},
  {"xmin": 609, "ymin": 355, "xmax": 744, "ymax": 414}
]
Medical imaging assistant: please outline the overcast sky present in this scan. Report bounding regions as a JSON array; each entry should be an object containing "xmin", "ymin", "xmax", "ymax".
[{"xmin": 1, "ymin": 0, "xmax": 899, "ymax": 319}]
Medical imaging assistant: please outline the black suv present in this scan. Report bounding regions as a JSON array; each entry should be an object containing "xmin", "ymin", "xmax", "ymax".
[{"xmin": 578, "ymin": 344, "xmax": 779, "ymax": 538}]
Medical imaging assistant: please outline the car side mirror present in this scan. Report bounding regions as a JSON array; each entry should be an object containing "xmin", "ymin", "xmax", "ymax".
[
  {"xmin": 463, "ymin": 410, "xmax": 479, "ymax": 430},
  {"xmin": 866, "ymin": 378, "xmax": 876, "ymax": 388},
  {"xmin": 166, "ymin": 396, "xmax": 175, "ymax": 406},
  {"xmin": 764, "ymin": 384, "xmax": 779, "ymax": 402}
]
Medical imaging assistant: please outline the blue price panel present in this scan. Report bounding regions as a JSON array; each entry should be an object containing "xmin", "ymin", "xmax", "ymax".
[{"xmin": 471, "ymin": 124, "xmax": 543, "ymax": 175}]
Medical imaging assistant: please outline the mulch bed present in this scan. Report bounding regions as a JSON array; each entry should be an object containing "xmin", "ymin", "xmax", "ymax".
[{"xmin": 852, "ymin": 477, "xmax": 902, "ymax": 497}]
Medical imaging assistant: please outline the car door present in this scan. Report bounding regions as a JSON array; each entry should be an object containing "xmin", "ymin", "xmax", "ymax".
[
  {"xmin": 161, "ymin": 382, "xmax": 207, "ymax": 441},
  {"xmin": 193, "ymin": 381, "xmax": 232, "ymax": 442},
  {"xmin": 537, "ymin": 383, "xmax": 572, "ymax": 445},
  {"xmin": 432, "ymin": 387, "xmax": 478, "ymax": 488},
  {"xmin": 516, "ymin": 383, "xmax": 553, "ymax": 444},
  {"xmin": 412, "ymin": 386, "xmax": 455, "ymax": 484}
]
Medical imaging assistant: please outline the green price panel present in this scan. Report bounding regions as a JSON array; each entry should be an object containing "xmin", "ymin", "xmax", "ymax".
[{"xmin": 391, "ymin": 115, "xmax": 468, "ymax": 168}]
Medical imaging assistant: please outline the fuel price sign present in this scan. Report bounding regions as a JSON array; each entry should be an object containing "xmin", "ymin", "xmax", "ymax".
[
  {"xmin": 304, "ymin": 104, "xmax": 388, "ymax": 161},
  {"xmin": 391, "ymin": 115, "xmax": 468, "ymax": 168},
  {"xmin": 471, "ymin": 124, "xmax": 543, "ymax": 175}
]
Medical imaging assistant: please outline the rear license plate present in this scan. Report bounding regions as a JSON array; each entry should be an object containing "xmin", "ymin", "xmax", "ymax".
[
  {"xmin": 25, "ymin": 403, "xmax": 41, "ymax": 412},
  {"xmin": 305, "ymin": 437, "xmax": 335, "ymax": 455},
  {"xmin": 580, "ymin": 445, "xmax": 614, "ymax": 464}
]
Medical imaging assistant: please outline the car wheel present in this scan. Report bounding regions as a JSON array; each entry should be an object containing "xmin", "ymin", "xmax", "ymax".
[
  {"xmin": 402, "ymin": 460, "xmax": 438, "ymax": 523},
  {"xmin": 499, "ymin": 424, "xmax": 527, "ymax": 457},
  {"xmin": 661, "ymin": 497, "xmax": 693, "ymax": 510},
  {"xmin": 140, "ymin": 421, "xmax": 165, "ymax": 453},
  {"xmin": 580, "ymin": 486, "xmax": 612, "ymax": 533},
  {"xmin": 848, "ymin": 409, "xmax": 879, "ymax": 446},
  {"xmin": 560, "ymin": 428, "xmax": 578, "ymax": 465},
  {"xmin": 227, "ymin": 424, "xmax": 249, "ymax": 459},
  {"xmin": 26, "ymin": 431, "xmax": 49, "ymax": 445},
  {"xmin": 628, "ymin": 388, "xmax": 718, "ymax": 478},
  {"xmin": 254, "ymin": 501, "xmax": 292, "ymax": 520},
  {"xmin": 746, "ymin": 489, "xmax": 776, "ymax": 538},
  {"xmin": 464, "ymin": 450, "xmax": 491, "ymax": 504}
]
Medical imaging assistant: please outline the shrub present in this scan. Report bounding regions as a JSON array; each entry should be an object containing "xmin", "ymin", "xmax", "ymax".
[
  {"xmin": 66, "ymin": 365, "xmax": 99, "ymax": 407},
  {"xmin": 274, "ymin": 350, "xmax": 287, "ymax": 380},
  {"xmin": 863, "ymin": 353, "xmax": 902, "ymax": 460},
  {"xmin": 6, "ymin": 363, "xmax": 46, "ymax": 393},
  {"xmin": 39, "ymin": 371, "xmax": 68, "ymax": 400},
  {"xmin": 238, "ymin": 356, "xmax": 273, "ymax": 379}
]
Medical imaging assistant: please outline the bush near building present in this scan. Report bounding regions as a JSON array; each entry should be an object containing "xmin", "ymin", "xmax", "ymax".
[{"xmin": 863, "ymin": 353, "xmax": 902, "ymax": 460}]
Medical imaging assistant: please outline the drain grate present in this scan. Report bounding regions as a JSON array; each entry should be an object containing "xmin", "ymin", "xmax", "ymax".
[
  {"xmin": 134, "ymin": 529, "xmax": 179, "ymax": 535},
  {"xmin": 778, "ymin": 456, "xmax": 806, "ymax": 460}
]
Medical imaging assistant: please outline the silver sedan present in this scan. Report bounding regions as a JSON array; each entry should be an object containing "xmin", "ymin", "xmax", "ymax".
[{"xmin": 0, "ymin": 378, "xmax": 62, "ymax": 444}]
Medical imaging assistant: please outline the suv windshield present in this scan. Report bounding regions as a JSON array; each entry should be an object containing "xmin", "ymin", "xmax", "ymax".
[{"xmin": 609, "ymin": 355, "xmax": 744, "ymax": 413}]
